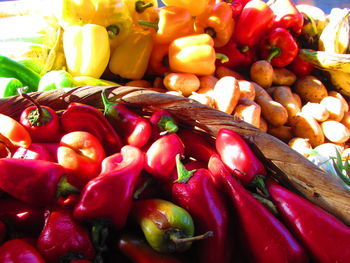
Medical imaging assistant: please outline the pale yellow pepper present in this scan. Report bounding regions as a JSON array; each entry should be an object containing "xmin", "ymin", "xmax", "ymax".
[{"xmin": 63, "ymin": 24, "xmax": 110, "ymax": 78}]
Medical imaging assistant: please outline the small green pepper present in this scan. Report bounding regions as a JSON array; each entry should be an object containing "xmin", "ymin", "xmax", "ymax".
[
  {"xmin": 132, "ymin": 198, "xmax": 211, "ymax": 253},
  {"xmin": 0, "ymin": 55, "xmax": 41, "ymax": 93},
  {"xmin": 38, "ymin": 70, "xmax": 75, "ymax": 91},
  {"xmin": 0, "ymin": 77, "xmax": 25, "ymax": 97}
]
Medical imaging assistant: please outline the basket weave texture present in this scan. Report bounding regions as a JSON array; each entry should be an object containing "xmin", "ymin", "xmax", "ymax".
[{"xmin": 1, "ymin": 85, "xmax": 350, "ymax": 225}]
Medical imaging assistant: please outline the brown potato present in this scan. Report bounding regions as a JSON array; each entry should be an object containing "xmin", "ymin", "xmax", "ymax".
[
  {"xmin": 233, "ymin": 98, "xmax": 261, "ymax": 128},
  {"xmin": 301, "ymin": 102, "xmax": 329, "ymax": 122},
  {"xmin": 321, "ymin": 120, "xmax": 350, "ymax": 144},
  {"xmin": 250, "ymin": 60, "xmax": 273, "ymax": 88},
  {"xmin": 198, "ymin": 75, "xmax": 218, "ymax": 96},
  {"xmin": 272, "ymin": 67, "xmax": 297, "ymax": 86},
  {"xmin": 294, "ymin": 75, "xmax": 328, "ymax": 103},
  {"xmin": 268, "ymin": 125, "xmax": 294, "ymax": 142},
  {"xmin": 329, "ymin": 91, "xmax": 349, "ymax": 112},
  {"xmin": 288, "ymin": 137, "xmax": 313, "ymax": 157},
  {"xmin": 293, "ymin": 93, "xmax": 302, "ymax": 109},
  {"xmin": 238, "ymin": 80, "xmax": 256, "ymax": 101},
  {"xmin": 290, "ymin": 113, "xmax": 325, "ymax": 147},
  {"xmin": 163, "ymin": 72, "xmax": 200, "ymax": 96},
  {"xmin": 188, "ymin": 92, "xmax": 215, "ymax": 107},
  {"xmin": 320, "ymin": 96, "xmax": 345, "ymax": 122},
  {"xmin": 341, "ymin": 111, "xmax": 350, "ymax": 130},
  {"xmin": 213, "ymin": 76, "xmax": 240, "ymax": 114},
  {"xmin": 259, "ymin": 116, "xmax": 268, "ymax": 132},
  {"xmin": 216, "ymin": 66, "xmax": 244, "ymax": 80},
  {"xmin": 272, "ymin": 86, "xmax": 301, "ymax": 123}
]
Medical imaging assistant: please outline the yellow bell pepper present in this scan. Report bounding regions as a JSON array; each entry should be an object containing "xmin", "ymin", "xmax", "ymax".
[
  {"xmin": 168, "ymin": 34, "xmax": 217, "ymax": 76},
  {"xmin": 63, "ymin": 24, "xmax": 110, "ymax": 78},
  {"xmin": 161, "ymin": 0, "xmax": 215, "ymax": 17},
  {"xmin": 53, "ymin": 0, "xmax": 133, "ymax": 49},
  {"xmin": 109, "ymin": 28, "xmax": 154, "ymax": 80},
  {"xmin": 123, "ymin": 0, "xmax": 158, "ymax": 27}
]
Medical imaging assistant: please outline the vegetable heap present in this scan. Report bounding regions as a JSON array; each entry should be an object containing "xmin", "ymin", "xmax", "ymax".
[{"xmin": 0, "ymin": 89, "xmax": 350, "ymax": 262}]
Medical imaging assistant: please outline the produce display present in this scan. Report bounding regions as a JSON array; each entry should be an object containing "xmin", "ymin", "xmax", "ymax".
[{"xmin": 1, "ymin": 0, "xmax": 350, "ymax": 262}]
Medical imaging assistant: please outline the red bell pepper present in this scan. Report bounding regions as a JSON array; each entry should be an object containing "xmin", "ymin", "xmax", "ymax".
[
  {"xmin": 73, "ymin": 145, "xmax": 144, "ymax": 230},
  {"xmin": 37, "ymin": 207, "xmax": 95, "ymax": 263},
  {"xmin": 118, "ymin": 233, "xmax": 185, "ymax": 263},
  {"xmin": 0, "ymin": 158, "xmax": 78, "ymax": 207},
  {"xmin": 267, "ymin": 0, "xmax": 304, "ymax": 36},
  {"xmin": 215, "ymin": 38, "xmax": 256, "ymax": 72},
  {"xmin": 148, "ymin": 43, "xmax": 171, "ymax": 76},
  {"xmin": 288, "ymin": 54, "xmax": 314, "ymax": 77},
  {"xmin": 144, "ymin": 133, "xmax": 185, "ymax": 180},
  {"xmin": 57, "ymin": 131, "xmax": 106, "ymax": 189},
  {"xmin": 61, "ymin": 102, "xmax": 123, "ymax": 155},
  {"xmin": 102, "ymin": 91, "xmax": 152, "ymax": 148},
  {"xmin": 267, "ymin": 179, "xmax": 350, "ymax": 263},
  {"xmin": 0, "ymin": 197, "xmax": 45, "ymax": 236},
  {"xmin": 177, "ymin": 128, "xmax": 217, "ymax": 163},
  {"xmin": 171, "ymin": 154, "xmax": 233, "ymax": 263},
  {"xmin": 215, "ymin": 128, "xmax": 267, "ymax": 194},
  {"xmin": 0, "ymin": 238, "xmax": 46, "ymax": 263},
  {"xmin": 220, "ymin": 169, "xmax": 309, "ymax": 262},
  {"xmin": 0, "ymin": 220, "xmax": 6, "ymax": 244},
  {"xmin": 149, "ymin": 109, "xmax": 179, "ymax": 140},
  {"xmin": 233, "ymin": 0, "xmax": 274, "ymax": 48},
  {"xmin": 18, "ymin": 89, "xmax": 61, "ymax": 143},
  {"xmin": 12, "ymin": 142, "xmax": 59, "ymax": 162},
  {"xmin": 258, "ymin": 27, "xmax": 299, "ymax": 68},
  {"xmin": 223, "ymin": 0, "xmax": 244, "ymax": 20}
]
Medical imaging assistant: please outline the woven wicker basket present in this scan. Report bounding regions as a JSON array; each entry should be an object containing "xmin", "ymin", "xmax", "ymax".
[{"xmin": 1, "ymin": 85, "xmax": 350, "ymax": 225}]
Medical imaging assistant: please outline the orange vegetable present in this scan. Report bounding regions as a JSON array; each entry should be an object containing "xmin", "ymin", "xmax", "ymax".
[
  {"xmin": 0, "ymin": 113, "xmax": 31, "ymax": 148},
  {"xmin": 163, "ymin": 72, "xmax": 200, "ymax": 96}
]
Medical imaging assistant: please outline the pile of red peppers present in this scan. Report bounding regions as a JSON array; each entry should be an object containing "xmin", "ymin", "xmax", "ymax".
[{"xmin": 0, "ymin": 88, "xmax": 350, "ymax": 263}]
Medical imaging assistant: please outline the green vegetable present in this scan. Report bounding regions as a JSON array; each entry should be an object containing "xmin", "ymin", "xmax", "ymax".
[
  {"xmin": 0, "ymin": 77, "xmax": 25, "ymax": 97},
  {"xmin": 38, "ymin": 70, "xmax": 75, "ymax": 91}
]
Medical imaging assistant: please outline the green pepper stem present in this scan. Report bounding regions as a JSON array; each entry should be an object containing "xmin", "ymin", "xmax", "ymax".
[
  {"xmin": 204, "ymin": 27, "xmax": 216, "ymax": 39},
  {"xmin": 133, "ymin": 178, "xmax": 153, "ymax": 199},
  {"xmin": 135, "ymin": 0, "xmax": 153, "ymax": 13},
  {"xmin": 158, "ymin": 115, "xmax": 179, "ymax": 134},
  {"xmin": 216, "ymin": 53, "xmax": 229, "ymax": 64},
  {"xmin": 175, "ymin": 154, "xmax": 195, "ymax": 183},
  {"xmin": 170, "ymin": 231, "xmax": 213, "ymax": 244},
  {"xmin": 252, "ymin": 193, "xmax": 279, "ymax": 216},
  {"xmin": 138, "ymin": 20, "xmax": 159, "ymax": 30},
  {"xmin": 266, "ymin": 47, "xmax": 281, "ymax": 63},
  {"xmin": 106, "ymin": 25, "xmax": 120, "ymax": 39},
  {"xmin": 101, "ymin": 90, "xmax": 115, "ymax": 112},
  {"xmin": 17, "ymin": 87, "xmax": 44, "ymax": 122},
  {"xmin": 249, "ymin": 174, "xmax": 269, "ymax": 198},
  {"xmin": 56, "ymin": 176, "xmax": 80, "ymax": 198}
]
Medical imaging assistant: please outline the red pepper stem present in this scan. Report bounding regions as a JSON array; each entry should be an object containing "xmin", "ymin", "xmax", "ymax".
[
  {"xmin": 175, "ymin": 154, "xmax": 195, "ymax": 183},
  {"xmin": 158, "ymin": 115, "xmax": 179, "ymax": 135},
  {"xmin": 133, "ymin": 178, "xmax": 153, "ymax": 199},
  {"xmin": 252, "ymin": 192, "xmax": 279, "ymax": 216},
  {"xmin": 135, "ymin": 0, "xmax": 154, "ymax": 13},
  {"xmin": 138, "ymin": 20, "xmax": 159, "ymax": 30},
  {"xmin": 240, "ymin": 46, "xmax": 250, "ymax": 53},
  {"xmin": 249, "ymin": 174, "xmax": 269, "ymax": 197},
  {"xmin": 266, "ymin": 47, "xmax": 281, "ymax": 63},
  {"xmin": 56, "ymin": 176, "xmax": 80, "ymax": 198},
  {"xmin": 216, "ymin": 53, "xmax": 229, "ymax": 64},
  {"xmin": 17, "ymin": 87, "xmax": 44, "ymax": 121},
  {"xmin": 170, "ymin": 231, "xmax": 213, "ymax": 244}
]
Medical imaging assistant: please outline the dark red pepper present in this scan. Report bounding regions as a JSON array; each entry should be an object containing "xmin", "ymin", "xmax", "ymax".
[
  {"xmin": 171, "ymin": 154, "xmax": 233, "ymax": 263},
  {"xmin": 12, "ymin": 142, "xmax": 59, "ymax": 162},
  {"xmin": 288, "ymin": 54, "xmax": 314, "ymax": 77},
  {"xmin": 267, "ymin": 179, "xmax": 350, "ymax": 263},
  {"xmin": 61, "ymin": 102, "xmax": 123, "ymax": 155},
  {"xmin": 215, "ymin": 128, "xmax": 267, "ymax": 193},
  {"xmin": 18, "ymin": 89, "xmax": 61, "ymax": 143},
  {"xmin": 0, "ymin": 220, "xmax": 6, "ymax": 244},
  {"xmin": 118, "ymin": 233, "xmax": 185, "ymax": 263},
  {"xmin": 267, "ymin": 0, "xmax": 304, "ymax": 36},
  {"xmin": 0, "ymin": 158, "xmax": 78, "ymax": 207},
  {"xmin": 149, "ymin": 109, "xmax": 179, "ymax": 140},
  {"xmin": 258, "ymin": 27, "xmax": 299, "ymax": 68},
  {"xmin": 73, "ymin": 145, "xmax": 144, "ymax": 230},
  {"xmin": 102, "ymin": 91, "xmax": 151, "ymax": 148},
  {"xmin": 144, "ymin": 133, "xmax": 185, "ymax": 180},
  {"xmin": 220, "ymin": 169, "xmax": 309, "ymax": 262},
  {"xmin": 177, "ymin": 128, "xmax": 217, "ymax": 163},
  {"xmin": 37, "ymin": 207, "xmax": 95, "ymax": 263},
  {"xmin": 0, "ymin": 238, "xmax": 46, "ymax": 263}
]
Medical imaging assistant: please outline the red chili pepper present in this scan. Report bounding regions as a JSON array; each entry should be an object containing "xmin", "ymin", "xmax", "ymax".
[
  {"xmin": 215, "ymin": 38, "xmax": 256, "ymax": 71},
  {"xmin": 0, "ymin": 220, "xmax": 6, "ymax": 244},
  {"xmin": 37, "ymin": 207, "xmax": 95, "ymax": 263},
  {"xmin": 148, "ymin": 43, "xmax": 170, "ymax": 76},
  {"xmin": 12, "ymin": 142, "xmax": 59, "ymax": 162},
  {"xmin": 69, "ymin": 260, "xmax": 93, "ymax": 263},
  {"xmin": 288, "ymin": 54, "xmax": 314, "ymax": 77},
  {"xmin": 177, "ymin": 128, "xmax": 217, "ymax": 163},
  {"xmin": 149, "ymin": 109, "xmax": 179, "ymax": 140},
  {"xmin": 102, "ymin": 91, "xmax": 152, "ymax": 148},
  {"xmin": 267, "ymin": 0, "xmax": 304, "ymax": 36},
  {"xmin": 215, "ymin": 128, "xmax": 267, "ymax": 193},
  {"xmin": 61, "ymin": 102, "xmax": 123, "ymax": 155},
  {"xmin": 0, "ymin": 197, "xmax": 45, "ymax": 236},
  {"xmin": 144, "ymin": 133, "xmax": 185, "ymax": 180},
  {"xmin": 233, "ymin": 0, "xmax": 274, "ymax": 48},
  {"xmin": 267, "ymin": 179, "xmax": 350, "ymax": 263},
  {"xmin": 118, "ymin": 233, "xmax": 185, "ymax": 263},
  {"xmin": 0, "ymin": 238, "xmax": 46, "ymax": 263},
  {"xmin": 258, "ymin": 27, "xmax": 299, "ymax": 68},
  {"xmin": 0, "ymin": 158, "xmax": 78, "ymax": 207},
  {"xmin": 220, "ymin": 170, "xmax": 309, "ymax": 262},
  {"xmin": 73, "ymin": 145, "xmax": 144, "ymax": 230},
  {"xmin": 171, "ymin": 154, "xmax": 232, "ymax": 263},
  {"xmin": 18, "ymin": 90, "xmax": 61, "ymax": 143}
]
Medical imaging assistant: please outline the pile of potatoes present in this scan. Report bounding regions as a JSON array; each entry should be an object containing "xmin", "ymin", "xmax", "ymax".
[{"xmin": 147, "ymin": 60, "xmax": 350, "ymax": 160}]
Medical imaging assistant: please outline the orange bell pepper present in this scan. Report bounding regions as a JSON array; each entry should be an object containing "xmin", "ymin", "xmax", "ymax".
[
  {"xmin": 161, "ymin": 0, "xmax": 215, "ymax": 17},
  {"xmin": 169, "ymin": 34, "xmax": 219, "ymax": 76},
  {"xmin": 194, "ymin": 1, "xmax": 235, "ymax": 47},
  {"xmin": 0, "ymin": 113, "xmax": 31, "ymax": 149},
  {"xmin": 138, "ymin": 6, "xmax": 195, "ymax": 44}
]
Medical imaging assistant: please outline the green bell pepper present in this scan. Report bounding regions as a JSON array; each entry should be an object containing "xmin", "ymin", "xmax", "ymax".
[{"xmin": 0, "ymin": 77, "xmax": 25, "ymax": 97}]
